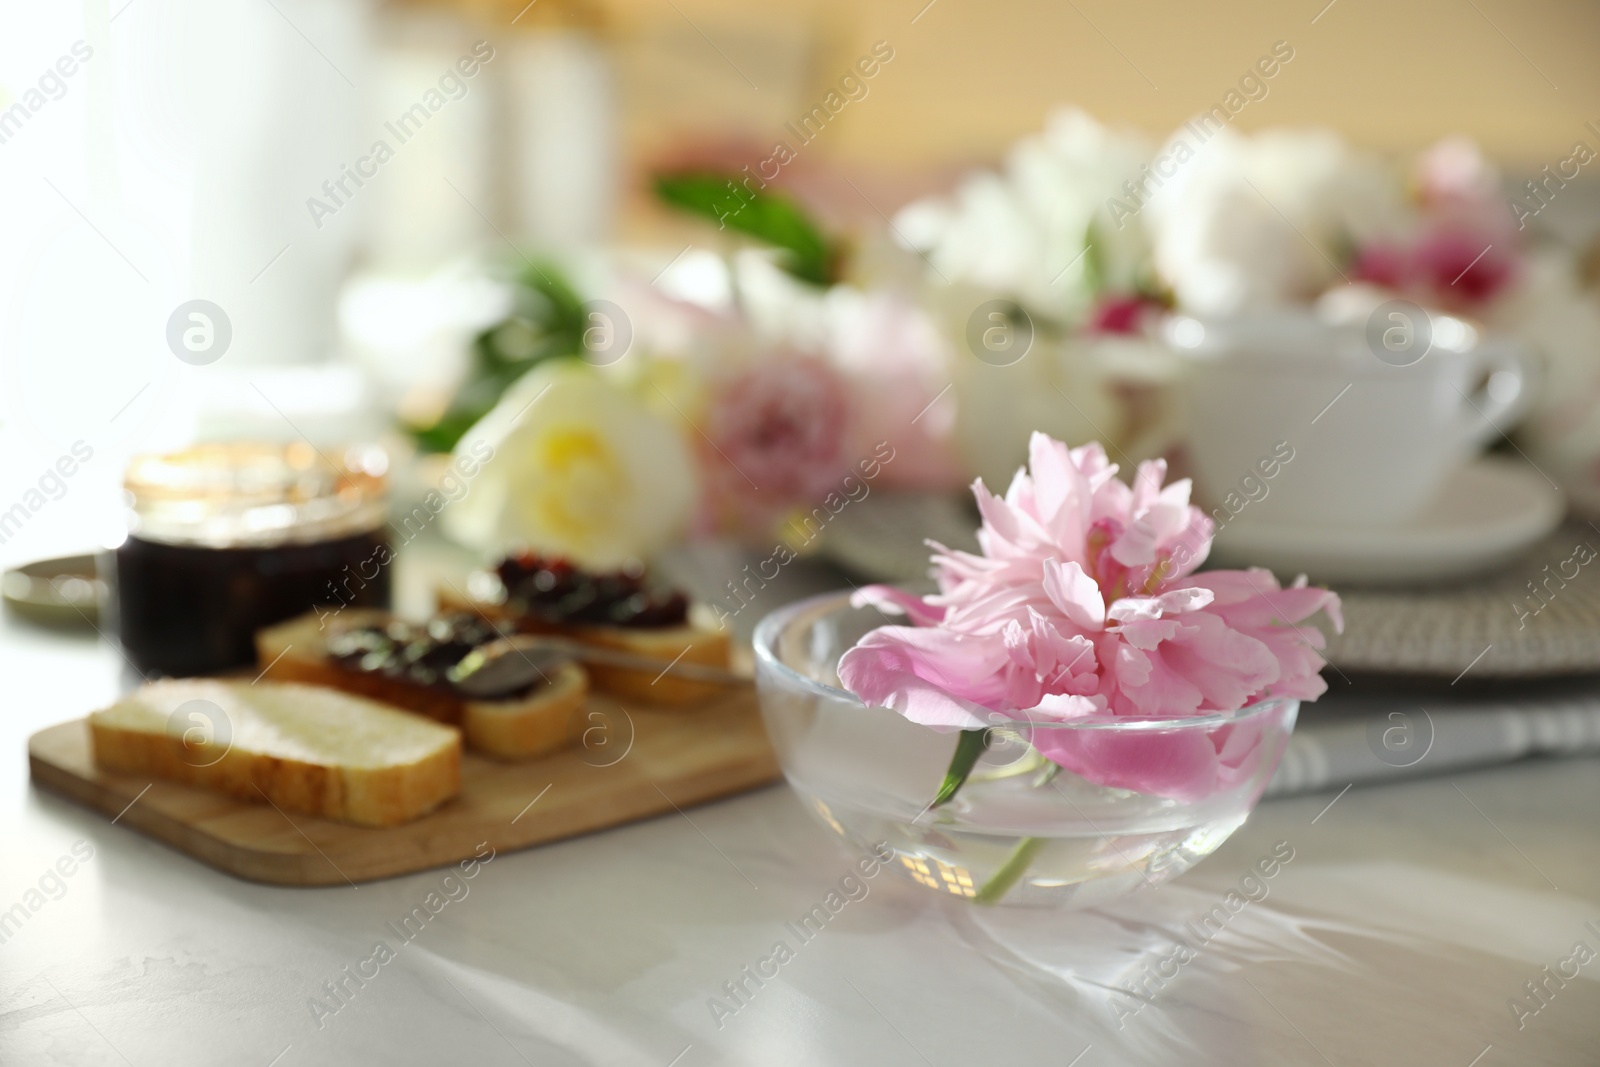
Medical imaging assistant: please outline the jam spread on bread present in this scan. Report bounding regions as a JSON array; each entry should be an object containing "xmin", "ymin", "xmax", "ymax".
[
  {"xmin": 495, "ymin": 552, "xmax": 689, "ymax": 629},
  {"xmin": 327, "ymin": 613, "xmax": 536, "ymax": 696}
]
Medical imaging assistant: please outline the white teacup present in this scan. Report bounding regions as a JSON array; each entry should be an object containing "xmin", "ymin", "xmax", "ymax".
[{"xmin": 1171, "ymin": 308, "xmax": 1530, "ymax": 529}]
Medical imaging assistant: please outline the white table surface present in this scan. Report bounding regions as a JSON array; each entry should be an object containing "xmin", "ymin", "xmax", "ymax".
[{"xmin": 2, "ymin": 566, "xmax": 1598, "ymax": 1067}]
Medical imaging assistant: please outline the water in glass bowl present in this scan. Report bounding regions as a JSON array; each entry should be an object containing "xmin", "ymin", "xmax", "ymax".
[
  {"xmin": 754, "ymin": 592, "xmax": 1297, "ymax": 909},
  {"xmin": 781, "ymin": 722, "xmax": 1279, "ymax": 908}
]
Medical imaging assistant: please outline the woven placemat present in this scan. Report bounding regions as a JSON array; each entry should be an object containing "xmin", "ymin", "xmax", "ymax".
[
  {"xmin": 1324, "ymin": 522, "xmax": 1600, "ymax": 679},
  {"xmin": 825, "ymin": 494, "xmax": 1600, "ymax": 681}
]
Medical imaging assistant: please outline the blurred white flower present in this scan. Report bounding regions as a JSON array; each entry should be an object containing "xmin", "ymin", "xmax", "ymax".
[
  {"xmin": 886, "ymin": 110, "xmax": 1148, "ymax": 483},
  {"xmin": 894, "ymin": 108, "xmax": 1154, "ymax": 321},
  {"xmin": 903, "ymin": 280, "xmax": 1122, "ymax": 490},
  {"xmin": 443, "ymin": 360, "xmax": 698, "ymax": 567},
  {"xmin": 824, "ymin": 285, "xmax": 963, "ymax": 489},
  {"xmin": 953, "ymin": 341, "xmax": 1124, "ymax": 491},
  {"xmin": 1145, "ymin": 127, "xmax": 1404, "ymax": 316},
  {"xmin": 731, "ymin": 249, "xmax": 833, "ymax": 350}
]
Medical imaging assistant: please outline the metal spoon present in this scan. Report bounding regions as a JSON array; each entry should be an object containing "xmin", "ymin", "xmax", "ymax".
[{"xmin": 446, "ymin": 633, "xmax": 748, "ymax": 699}]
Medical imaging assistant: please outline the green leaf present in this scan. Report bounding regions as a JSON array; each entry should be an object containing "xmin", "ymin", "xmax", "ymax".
[
  {"xmin": 409, "ymin": 408, "xmax": 485, "ymax": 454},
  {"xmin": 932, "ymin": 728, "xmax": 991, "ymax": 808},
  {"xmin": 409, "ymin": 259, "xmax": 589, "ymax": 453},
  {"xmin": 515, "ymin": 261, "xmax": 588, "ymax": 340},
  {"xmin": 654, "ymin": 173, "xmax": 838, "ymax": 287},
  {"xmin": 475, "ymin": 261, "xmax": 588, "ymax": 377}
]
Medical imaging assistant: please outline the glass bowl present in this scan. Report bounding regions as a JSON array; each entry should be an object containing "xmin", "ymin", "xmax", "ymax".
[{"xmin": 753, "ymin": 591, "xmax": 1298, "ymax": 909}]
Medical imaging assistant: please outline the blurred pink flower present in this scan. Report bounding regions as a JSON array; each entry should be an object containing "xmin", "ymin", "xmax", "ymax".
[
  {"xmin": 1087, "ymin": 294, "xmax": 1157, "ymax": 335},
  {"xmin": 1351, "ymin": 243, "xmax": 1409, "ymax": 292},
  {"xmin": 702, "ymin": 354, "xmax": 854, "ymax": 529},
  {"xmin": 1415, "ymin": 136, "xmax": 1502, "ymax": 213},
  {"xmin": 1353, "ymin": 224, "xmax": 1520, "ymax": 313},
  {"xmin": 1414, "ymin": 225, "xmax": 1518, "ymax": 307},
  {"xmin": 1352, "ymin": 139, "xmax": 1522, "ymax": 313},
  {"xmin": 839, "ymin": 432, "xmax": 1341, "ymax": 798}
]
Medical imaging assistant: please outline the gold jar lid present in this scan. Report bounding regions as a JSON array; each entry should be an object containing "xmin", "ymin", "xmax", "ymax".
[{"xmin": 123, "ymin": 442, "xmax": 389, "ymax": 548}]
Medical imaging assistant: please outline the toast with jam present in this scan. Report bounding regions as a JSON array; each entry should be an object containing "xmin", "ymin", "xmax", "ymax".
[
  {"xmin": 255, "ymin": 609, "xmax": 587, "ymax": 761},
  {"xmin": 439, "ymin": 553, "xmax": 731, "ymax": 706}
]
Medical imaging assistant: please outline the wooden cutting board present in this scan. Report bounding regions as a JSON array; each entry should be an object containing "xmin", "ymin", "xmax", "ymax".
[{"xmin": 28, "ymin": 689, "xmax": 782, "ymax": 887}]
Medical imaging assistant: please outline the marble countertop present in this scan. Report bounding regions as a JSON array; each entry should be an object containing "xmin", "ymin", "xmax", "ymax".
[{"xmin": 2, "ymin": 565, "xmax": 1597, "ymax": 1066}]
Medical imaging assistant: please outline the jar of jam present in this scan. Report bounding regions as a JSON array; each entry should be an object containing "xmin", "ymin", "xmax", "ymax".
[{"xmin": 111, "ymin": 442, "xmax": 393, "ymax": 677}]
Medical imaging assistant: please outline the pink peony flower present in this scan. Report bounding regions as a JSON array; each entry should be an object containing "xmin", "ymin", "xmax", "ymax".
[
  {"xmin": 838, "ymin": 432, "xmax": 1341, "ymax": 798},
  {"xmin": 701, "ymin": 354, "xmax": 854, "ymax": 531}
]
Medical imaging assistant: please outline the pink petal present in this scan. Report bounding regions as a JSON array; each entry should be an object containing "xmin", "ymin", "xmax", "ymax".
[
  {"xmin": 1041, "ymin": 559, "xmax": 1106, "ymax": 630},
  {"xmin": 850, "ymin": 585, "xmax": 947, "ymax": 626},
  {"xmin": 1027, "ymin": 431, "xmax": 1079, "ymax": 519},
  {"xmin": 1106, "ymin": 587, "xmax": 1215, "ymax": 622},
  {"xmin": 1033, "ymin": 727, "xmax": 1221, "ymax": 802},
  {"xmin": 837, "ymin": 627, "xmax": 1008, "ymax": 729},
  {"xmin": 1130, "ymin": 459, "xmax": 1168, "ymax": 512},
  {"xmin": 1115, "ymin": 617, "xmax": 1185, "ymax": 651},
  {"xmin": 1028, "ymin": 692, "xmax": 1105, "ymax": 720}
]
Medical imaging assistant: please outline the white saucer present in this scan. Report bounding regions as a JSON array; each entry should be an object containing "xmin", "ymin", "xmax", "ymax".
[{"xmin": 1209, "ymin": 458, "xmax": 1566, "ymax": 586}]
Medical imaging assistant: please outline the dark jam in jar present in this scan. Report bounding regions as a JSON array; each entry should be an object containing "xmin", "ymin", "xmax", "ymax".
[
  {"xmin": 113, "ymin": 443, "xmax": 391, "ymax": 677},
  {"xmin": 325, "ymin": 614, "xmax": 532, "ymax": 696},
  {"xmin": 495, "ymin": 552, "xmax": 688, "ymax": 628}
]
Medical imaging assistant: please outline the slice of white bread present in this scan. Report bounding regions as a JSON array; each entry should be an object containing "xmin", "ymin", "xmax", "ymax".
[
  {"xmin": 255, "ymin": 610, "xmax": 588, "ymax": 761},
  {"xmin": 437, "ymin": 586, "xmax": 731, "ymax": 707},
  {"xmin": 90, "ymin": 679, "xmax": 460, "ymax": 827}
]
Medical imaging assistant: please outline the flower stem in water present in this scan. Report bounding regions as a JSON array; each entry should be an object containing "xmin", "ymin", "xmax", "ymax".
[
  {"xmin": 973, "ymin": 836, "xmax": 1045, "ymax": 905},
  {"xmin": 932, "ymin": 728, "xmax": 991, "ymax": 808}
]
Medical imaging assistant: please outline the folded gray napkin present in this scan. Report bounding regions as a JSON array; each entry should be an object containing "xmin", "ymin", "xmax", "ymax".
[{"xmin": 1267, "ymin": 686, "xmax": 1600, "ymax": 796}]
